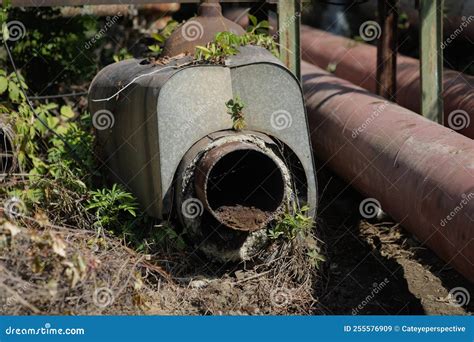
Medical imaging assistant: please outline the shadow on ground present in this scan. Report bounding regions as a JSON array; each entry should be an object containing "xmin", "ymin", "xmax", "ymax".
[{"xmin": 314, "ymin": 164, "xmax": 473, "ymax": 315}]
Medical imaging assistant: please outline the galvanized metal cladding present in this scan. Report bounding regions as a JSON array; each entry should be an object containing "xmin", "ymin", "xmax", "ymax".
[
  {"xmin": 89, "ymin": 46, "xmax": 317, "ymax": 261},
  {"xmin": 302, "ymin": 61, "xmax": 474, "ymax": 283}
]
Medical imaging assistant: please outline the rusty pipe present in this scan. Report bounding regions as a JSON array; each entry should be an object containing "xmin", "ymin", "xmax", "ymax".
[
  {"xmin": 302, "ymin": 61, "xmax": 474, "ymax": 283},
  {"xmin": 194, "ymin": 140, "xmax": 287, "ymax": 232},
  {"xmin": 301, "ymin": 25, "xmax": 474, "ymax": 139},
  {"xmin": 175, "ymin": 131, "xmax": 293, "ymax": 261}
]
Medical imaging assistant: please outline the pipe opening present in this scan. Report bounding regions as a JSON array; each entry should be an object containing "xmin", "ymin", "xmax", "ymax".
[{"xmin": 205, "ymin": 149, "xmax": 285, "ymax": 231}]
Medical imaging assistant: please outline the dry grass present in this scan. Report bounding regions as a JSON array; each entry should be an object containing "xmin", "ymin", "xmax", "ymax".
[{"xmin": 0, "ymin": 203, "xmax": 320, "ymax": 315}]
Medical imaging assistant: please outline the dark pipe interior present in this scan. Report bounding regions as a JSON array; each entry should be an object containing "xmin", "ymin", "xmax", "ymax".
[{"xmin": 206, "ymin": 150, "xmax": 285, "ymax": 212}]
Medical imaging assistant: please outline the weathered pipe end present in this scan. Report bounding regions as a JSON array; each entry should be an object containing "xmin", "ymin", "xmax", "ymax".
[
  {"xmin": 194, "ymin": 141, "xmax": 286, "ymax": 232},
  {"xmin": 176, "ymin": 132, "xmax": 297, "ymax": 262}
]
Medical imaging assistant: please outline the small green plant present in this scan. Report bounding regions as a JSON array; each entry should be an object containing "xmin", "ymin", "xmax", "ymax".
[
  {"xmin": 147, "ymin": 33, "xmax": 165, "ymax": 55},
  {"xmin": 398, "ymin": 11, "xmax": 410, "ymax": 30},
  {"xmin": 148, "ymin": 44, "xmax": 162, "ymax": 55},
  {"xmin": 0, "ymin": 70, "xmax": 27, "ymax": 103},
  {"xmin": 113, "ymin": 48, "xmax": 133, "ymax": 62},
  {"xmin": 194, "ymin": 31, "xmax": 240, "ymax": 63},
  {"xmin": 307, "ymin": 246, "xmax": 326, "ymax": 269},
  {"xmin": 225, "ymin": 96, "xmax": 246, "ymax": 131},
  {"xmin": 269, "ymin": 205, "xmax": 325, "ymax": 269},
  {"xmin": 247, "ymin": 14, "xmax": 270, "ymax": 35},
  {"xmin": 146, "ymin": 20, "xmax": 179, "ymax": 57},
  {"xmin": 151, "ymin": 221, "xmax": 186, "ymax": 251},
  {"xmin": 268, "ymin": 205, "xmax": 313, "ymax": 241},
  {"xmin": 5, "ymin": 7, "xmax": 99, "ymax": 92},
  {"xmin": 160, "ymin": 20, "xmax": 179, "ymax": 39},
  {"xmin": 86, "ymin": 184, "xmax": 139, "ymax": 229},
  {"xmin": 243, "ymin": 15, "xmax": 278, "ymax": 57},
  {"xmin": 194, "ymin": 17, "xmax": 279, "ymax": 64}
]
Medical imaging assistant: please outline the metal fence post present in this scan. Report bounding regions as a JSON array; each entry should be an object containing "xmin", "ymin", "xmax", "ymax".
[
  {"xmin": 278, "ymin": 0, "xmax": 301, "ymax": 80},
  {"xmin": 376, "ymin": 0, "xmax": 398, "ymax": 101},
  {"xmin": 419, "ymin": 0, "xmax": 444, "ymax": 123}
]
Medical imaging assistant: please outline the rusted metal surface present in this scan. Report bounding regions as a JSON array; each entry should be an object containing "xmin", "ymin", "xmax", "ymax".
[
  {"xmin": 175, "ymin": 131, "xmax": 295, "ymax": 261},
  {"xmin": 301, "ymin": 26, "xmax": 474, "ymax": 139},
  {"xmin": 302, "ymin": 61, "xmax": 474, "ymax": 283},
  {"xmin": 194, "ymin": 140, "xmax": 286, "ymax": 232},
  {"xmin": 376, "ymin": 0, "xmax": 398, "ymax": 101},
  {"xmin": 163, "ymin": 1, "xmax": 245, "ymax": 57}
]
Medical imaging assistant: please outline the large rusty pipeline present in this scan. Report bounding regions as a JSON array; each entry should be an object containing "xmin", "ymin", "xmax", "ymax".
[
  {"xmin": 301, "ymin": 26, "xmax": 474, "ymax": 139},
  {"xmin": 302, "ymin": 61, "xmax": 474, "ymax": 283}
]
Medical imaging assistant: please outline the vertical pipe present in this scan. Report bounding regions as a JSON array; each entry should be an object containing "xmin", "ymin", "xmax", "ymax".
[
  {"xmin": 278, "ymin": 0, "xmax": 301, "ymax": 80},
  {"xmin": 419, "ymin": 0, "xmax": 444, "ymax": 123},
  {"xmin": 376, "ymin": 0, "xmax": 398, "ymax": 101}
]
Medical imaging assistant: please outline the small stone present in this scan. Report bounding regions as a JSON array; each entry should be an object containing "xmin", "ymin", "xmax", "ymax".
[{"xmin": 189, "ymin": 280, "xmax": 208, "ymax": 289}]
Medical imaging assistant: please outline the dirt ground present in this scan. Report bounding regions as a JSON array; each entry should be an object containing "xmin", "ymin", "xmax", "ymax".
[
  {"xmin": 314, "ymin": 166, "xmax": 474, "ymax": 315},
  {"xmin": 1, "ymin": 167, "xmax": 472, "ymax": 316}
]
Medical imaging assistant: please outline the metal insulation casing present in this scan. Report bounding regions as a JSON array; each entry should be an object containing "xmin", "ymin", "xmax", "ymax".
[{"xmin": 88, "ymin": 46, "xmax": 317, "ymax": 219}]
